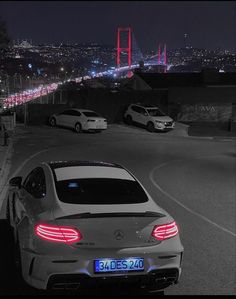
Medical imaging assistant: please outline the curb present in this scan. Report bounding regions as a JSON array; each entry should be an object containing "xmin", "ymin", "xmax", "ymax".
[{"xmin": 0, "ymin": 138, "xmax": 13, "ymax": 201}]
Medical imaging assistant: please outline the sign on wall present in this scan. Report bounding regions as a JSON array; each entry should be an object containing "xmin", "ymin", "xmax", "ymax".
[{"xmin": 177, "ymin": 104, "xmax": 232, "ymax": 122}]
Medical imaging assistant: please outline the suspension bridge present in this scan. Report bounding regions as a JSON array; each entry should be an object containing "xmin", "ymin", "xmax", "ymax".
[
  {"xmin": 116, "ymin": 26, "xmax": 168, "ymax": 71},
  {"xmin": 2, "ymin": 27, "xmax": 169, "ymax": 108}
]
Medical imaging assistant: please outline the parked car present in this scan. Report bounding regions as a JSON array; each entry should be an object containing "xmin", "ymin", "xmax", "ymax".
[
  {"xmin": 49, "ymin": 108, "xmax": 107, "ymax": 133},
  {"xmin": 6, "ymin": 160, "xmax": 183, "ymax": 294},
  {"xmin": 124, "ymin": 104, "xmax": 175, "ymax": 132}
]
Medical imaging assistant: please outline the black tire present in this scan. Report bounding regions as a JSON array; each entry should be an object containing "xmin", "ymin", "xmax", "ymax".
[
  {"xmin": 6, "ymin": 198, "xmax": 11, "ymax": 226},
  {"xmin": 147, "ymin": 122, "xmax": 155, "ymax": 132},
  {"xmin": 13, "ymin": 237, "xmax": 37, "ymax": 292},
  {"xmin": 75, "ymin": 122, "xmax": 82, "ymax": 133},
  {"xmin": 142, "ymin": 289, "xmax": 165, "ymax": 296},
  {"xmin": 15, "ymin": 240, "xmax": 22, "ymax": 274},
  {"xmin": 126, "ymin": 115, "xmax": 133, "ymax": 125},
  {"xmin": 50, "ymin": 117, "xmax": 56, "ymax": 127}
]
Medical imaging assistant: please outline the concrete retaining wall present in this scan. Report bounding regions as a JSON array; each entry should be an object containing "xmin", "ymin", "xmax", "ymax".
[
  {"xmin": 21, "ymin": 89, "xmax": 168, "ymax": 125},
  {"xmin": 7, "ymin": 85, "xmax": 236, "ymax": 136}
]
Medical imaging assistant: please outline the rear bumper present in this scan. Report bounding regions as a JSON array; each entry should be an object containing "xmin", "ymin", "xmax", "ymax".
[
  {"xmin": 47, "ymin": 268, "xmax": 180, "ymax": 291},
  {"xmin": 84, "ymin": 123, "xmax": 107, "ymax": 131},
  {"xmin": 21, "ymin": 244, "xmax": 183, "ymax": 290}
]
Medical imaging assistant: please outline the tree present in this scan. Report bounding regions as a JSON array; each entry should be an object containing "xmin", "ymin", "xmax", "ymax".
[{"xmin": 0, "ymin": 18, "xmax": 10, "ymax": 48}]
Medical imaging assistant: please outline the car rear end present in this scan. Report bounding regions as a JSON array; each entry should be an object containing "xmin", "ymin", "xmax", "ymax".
[
  {"xmin": 24, "ymin": 211, "xmax": 183, "ymax": 292},
  {"xmin": 85, "ymin": 118, "xmax": 107, "ymax": 131},
  {"xmin": 22, "ymin": 162, "xmax": 183, "ymax": 292},
  {"xmin": 82, "ymin": 111, "xmax": 107, "ymax": 132}
]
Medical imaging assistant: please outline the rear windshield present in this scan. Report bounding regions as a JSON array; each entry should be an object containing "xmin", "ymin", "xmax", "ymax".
[
  {"xmin": 82, "ymin": 111, "xmax": 100, "ymax": 117},
  {"xmin": 54, "ymin": 178, "xmax": 149, "ymax": 204},
  {"xmin": 147, "ymin": 109, "xmax": 166, "ymax": 117}
]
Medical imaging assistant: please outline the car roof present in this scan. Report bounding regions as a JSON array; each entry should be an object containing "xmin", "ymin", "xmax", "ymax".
[
  {"xmin": 46, "ymin": 160, "xmax": 123, "ymax": 171},
  {"xmin": 131, "ymin": 103, "xmax": 158, "ymax": 109},
  {"xmin": 63, "ymin": 108, "xmax": 96, "ymax": 113},
  {"xmin": 45, "ymin": 161, "xmax": 135, "ymax": 182}
]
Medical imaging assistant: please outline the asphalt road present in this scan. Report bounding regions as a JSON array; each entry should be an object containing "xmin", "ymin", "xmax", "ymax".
[{"xmin": 0, "ymin": 123, "xmax": 235, "ymax": 295}]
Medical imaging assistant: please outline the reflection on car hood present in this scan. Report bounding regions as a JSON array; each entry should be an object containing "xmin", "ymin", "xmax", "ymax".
[{"xmin": 151, "ymin": 116, "xmax": 173, "ymax": 122}]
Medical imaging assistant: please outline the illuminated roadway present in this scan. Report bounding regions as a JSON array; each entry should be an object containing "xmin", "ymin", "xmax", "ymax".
[
  {"xmin": 2, "ymin": 62, "xmax": 169, "ymax": 109},
  {"xmin": 0, "ymin": 123, "xmax": 235, "ymax": 295}
]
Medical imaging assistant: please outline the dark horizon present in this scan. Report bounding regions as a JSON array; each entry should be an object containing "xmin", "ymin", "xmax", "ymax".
[{"xmin": 0, "ymin": 1, "xmax": 236, "ymax": 52}]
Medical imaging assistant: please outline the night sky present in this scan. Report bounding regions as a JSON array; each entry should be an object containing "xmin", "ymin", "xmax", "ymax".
[{"xmin": 0, "ymin": 1, "xmax": 236, "ymax": 52}]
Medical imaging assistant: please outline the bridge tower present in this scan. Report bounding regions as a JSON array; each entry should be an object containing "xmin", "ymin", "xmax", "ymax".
[
  {"xmin": 157, "ymin": 43, "xmax": 167, "ymax": 73},
  {"xmin": 117, "ymin": 27, "xmax": 132, "ymax": 68}
]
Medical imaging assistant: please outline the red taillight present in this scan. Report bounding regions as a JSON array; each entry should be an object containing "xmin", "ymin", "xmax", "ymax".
[
  {"xmin": 35, "ymin": 224, "xmax": 82, "ymax": 244},
  {"xmin": 151, "ymin": 221, "xmax": 178, "ymax": 241}
]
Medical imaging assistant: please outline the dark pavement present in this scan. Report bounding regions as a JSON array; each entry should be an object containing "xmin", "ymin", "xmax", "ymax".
[{"xmin": 0, "ymin": 123, "xmax": 235, "ymax": 295}]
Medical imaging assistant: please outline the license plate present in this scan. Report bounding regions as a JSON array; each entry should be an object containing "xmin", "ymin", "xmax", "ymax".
[{"xmin": 94, "ymin": 258, "xmax": 144, "ymax": 273}]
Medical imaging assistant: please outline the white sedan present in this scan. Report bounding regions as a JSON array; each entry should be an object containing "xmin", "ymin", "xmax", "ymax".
[
  {"xmin": 6, "ymin": 160, "xmax": 184, "ymax": 294},
  {"xmin": 49, "ymin": 108, "xmax": 107, "ymax": 133}
]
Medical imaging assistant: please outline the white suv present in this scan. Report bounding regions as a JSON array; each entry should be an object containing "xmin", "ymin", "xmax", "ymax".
[{"xmin": 124, "ymin": 104, "xmax": 175, "ymax": 132}]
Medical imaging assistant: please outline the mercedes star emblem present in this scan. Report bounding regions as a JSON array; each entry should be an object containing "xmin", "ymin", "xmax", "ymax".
[{"xmin": 114, "ymin": 229, "xmax": 124, "ymax": 240}]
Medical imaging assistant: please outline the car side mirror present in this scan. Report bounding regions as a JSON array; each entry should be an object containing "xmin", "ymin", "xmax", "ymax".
[{"xmin": 9, "ymin": 176, "xmax": 22, "ymax": 188}]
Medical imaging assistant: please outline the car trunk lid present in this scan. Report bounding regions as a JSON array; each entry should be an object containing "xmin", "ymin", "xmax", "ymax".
[{"xmin": 54, "ymin": 210, "xmax": 167, "ymax": 249}]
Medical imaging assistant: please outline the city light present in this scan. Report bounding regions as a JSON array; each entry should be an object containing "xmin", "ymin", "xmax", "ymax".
[{"xmin": 1, "ymin": 37, "xmax": 235, "ymax": 110}]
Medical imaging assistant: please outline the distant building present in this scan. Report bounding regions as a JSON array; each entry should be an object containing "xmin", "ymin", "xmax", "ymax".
[
  {"xmin": 13, "ymin": 39, "xmax": 33, "ymax": 49},
  {"xmin": 121, "ymin": 69, "xmax": 236, "ymax": 91}
]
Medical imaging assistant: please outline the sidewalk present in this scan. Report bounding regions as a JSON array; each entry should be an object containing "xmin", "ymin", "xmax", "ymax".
[
  {"xmin": 0, "ymin": 130, "xmax": 14, "ymax": 213},
  {"xmin": 188, "ymin": 125, "xmax": 236, "ymax": 139},
  {"xmin": 0, "ymin": 134, "xmax": 12, "ymax": 181},
  {"xmin": 0, "ymin": 123, "xmax": 49, "ymax": 202}
]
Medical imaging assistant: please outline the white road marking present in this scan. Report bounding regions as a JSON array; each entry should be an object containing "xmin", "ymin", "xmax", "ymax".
[{"xmin": 149, "ymin": 158, "xmax": 236, "ymax": 238}]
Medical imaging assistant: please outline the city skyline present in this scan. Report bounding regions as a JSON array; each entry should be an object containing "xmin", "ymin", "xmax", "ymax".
[{"xmin": 0, "ymin": 1, "xmax": 236, "ymax": 52}]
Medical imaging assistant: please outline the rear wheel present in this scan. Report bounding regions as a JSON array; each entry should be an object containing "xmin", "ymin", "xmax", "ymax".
[
  {"xmin": 75, "ymin": 123, "xmax": 82, "ymax": 133},
  {"xmin": 147, "ymin": 122, "xmax": 155, "ymax": 132},
  {"xmin": 50, "ymin": 117, "xmax": 56, "ymax": 127},
  {"xmin": 126, "ymin": 115, "xmax": 133, "ymax": 125}
]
